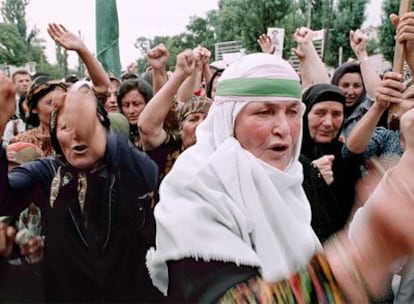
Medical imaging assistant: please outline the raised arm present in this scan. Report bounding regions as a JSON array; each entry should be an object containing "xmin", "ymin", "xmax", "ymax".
[
  {"xmin": 138, "ymin": 50, "xmax": 194, "ymax": 151},
  {"xmin": 175, "ymin": 46, "xmax": 206, "ymax": 103},
  {"xmin": 292, "ymin": 27, "xmax": 330, "ymax": 91},
  {"xmin": 349, "ymin": 29, "xmax": 381, "ymax": 99},
  {"xmin": 146, "ymin": 43, "xmax": 169, "ymax": 95},
  {"xmin": 201, "ymin": 47, "xmax": 212, "ymax": 89},
  {"xmin": 257, "ymin": 33, "xmax": 276, "ymax": 55},
  {"xmin": 345, "ymin": 71, "xmax": 403, "ymax": 154},
  {"xmin": 47, "ymin": 23, "xmax": 110, "ymax": 94}
]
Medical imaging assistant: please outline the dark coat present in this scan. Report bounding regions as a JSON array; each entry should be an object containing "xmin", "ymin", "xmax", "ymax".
[{"xmin": 0, "ymin": 131, "xmax": 159, "ymax": 302}]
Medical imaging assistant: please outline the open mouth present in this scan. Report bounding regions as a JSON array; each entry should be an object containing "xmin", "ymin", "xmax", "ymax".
[
  {"xmin": 72, "ymin": 144, "xmax": 88, "ymax": 154},
  {"xmin": 271, "ymin": 144, "xmax": 288, "ymax": 152}
]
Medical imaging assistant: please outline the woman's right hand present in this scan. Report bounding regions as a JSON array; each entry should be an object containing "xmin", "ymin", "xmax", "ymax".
[
  {"xmin": 349, "ymin": 29, "xmax": 369, "ymax": 61},
  {"xmin": 375, "ymin": 71, "xmax": 404, "ymax": 110},
  {"xmin": 292, "ymin": 27, "xmax": 314, "ymax": 60},
  {"xmin": 146, "ymin": 43, "xmax": 170, "ymax": 71},
  {"xmin": 312, "ymin": 155, "xmax": 335, "ymax": 185}
]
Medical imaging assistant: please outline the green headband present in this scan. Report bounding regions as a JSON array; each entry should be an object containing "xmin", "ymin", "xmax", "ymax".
[{"xmin": 216, "ymin": 78, "xmax": 301, "ymax": 98}]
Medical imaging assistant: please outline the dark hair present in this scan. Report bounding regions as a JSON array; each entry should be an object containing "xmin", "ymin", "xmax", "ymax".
[
  {"xmin": 330, "ymin": 62, "xmax": 366, "ymax": 113},
  {"xmin": 25, "ymin": 76, "xmax": 67, "ymax": 127},
  {"xmin": 140, "ymin": 70, "xmax": 153, "ymax": 87},
  {"xmin": 331, "ymin": 62, "xmax": 362, "ymax": 86},
  {"xmin": 65, "ymin": 74, "xmax": 79, "ymax": 84},
  {"xmin": 121, "ymin": 72, "xmax": 138, "ymax": 81},
  {"xmin": 206, "ymin": 68, "xmax": 224, "ymax": 99},
  {"xmin": 18, "ymin": 92, "xmax": 28, "ymax": 121},
  {"xmin": 11, "ymin": 69, "xmax": 31, "ymax": 82},
  {"xmin": 117, "ymin": 78, "xmax": 153, "ymax": 112}
]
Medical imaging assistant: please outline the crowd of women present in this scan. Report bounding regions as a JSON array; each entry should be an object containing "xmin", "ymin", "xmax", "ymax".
[{"xmin": 0, "ymin": 11, "xmax": 414, "ymax": 304}]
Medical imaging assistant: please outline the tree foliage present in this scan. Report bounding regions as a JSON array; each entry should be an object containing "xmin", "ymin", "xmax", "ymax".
[
  {"xmin": 134, "ymin": 10, "xmax": 218, "ymax": 72},
  {"xmin": 1, "ymin": 0, "xmax": 29, "ymax": 39},
  {"xmin": 324, "ymin": 0, "xmax": 368, "ymax": 67},
  {"xmin": 0, "ymin": 22, "xmax": 27, "ymax": 64},
  {"xmin": 128, "ymin": 0, "xmax": 405, "ymax": 74},
  {"xmin": 56, "ymin": 45, "xmax": 69, "ymax": 77},
  {"xmin": 216, "ymin": 0, "xmax": 297, "ymax": 53},
  {"xmin": 0, "ymin": 0, "xmax": 68, "ymax": 78},
  {"xmin": 185, "ymin": 10, "xmax": 218, "ymax": 54}
]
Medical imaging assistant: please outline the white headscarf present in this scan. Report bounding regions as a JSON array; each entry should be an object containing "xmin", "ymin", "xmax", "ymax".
[{"xmin": 147, "ymin": 53, "xmax": 321, "ymax": 295}]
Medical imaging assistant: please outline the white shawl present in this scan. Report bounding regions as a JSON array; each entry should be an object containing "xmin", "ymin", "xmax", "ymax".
[{"xmin": 147, "ymin": 96, "xmax": 321, "ymax": 294}]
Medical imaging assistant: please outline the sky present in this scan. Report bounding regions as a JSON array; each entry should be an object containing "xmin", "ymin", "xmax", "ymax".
[
  {"xmin": 4, "ymin": 0, "xmax": 383, "ymax": 70},
  {"xmin": 24, "ymin": 0, "xmax": 219, "ymax": 69}
]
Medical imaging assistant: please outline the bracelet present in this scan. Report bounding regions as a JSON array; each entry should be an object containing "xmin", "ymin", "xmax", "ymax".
[
  {"xmin": 359, "ymin": 57, "xmax": 369, "ymax": 63},
  {"xmin": 330, "ymin": 235, "xmax": 374, "ymax": 302}
]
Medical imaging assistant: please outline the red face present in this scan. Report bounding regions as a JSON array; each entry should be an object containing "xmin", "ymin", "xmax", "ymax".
[
  {"xmin": 234, "ymin": 101, "xmax": 301, "ymax": 171},
  {"xmin": 56, "ymin": 91, "xmax": 106, "ymax": 169}
]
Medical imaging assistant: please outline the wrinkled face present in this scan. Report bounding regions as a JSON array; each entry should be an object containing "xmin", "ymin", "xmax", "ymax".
[
  {"xmin": 234, "ymin": 101, "xmax": 301, "ymax": 171},
  {"xmin": 104, "ymin": 80, "xmax": 120, "ymax": 113},
  {"xmin": 56, "ymin": 91, "xmax": 106, "ymax": 169},
  {"xmin": 307, "ymin": 101, "xmax": 344, "ymax": 143},
  {"xmin": 181, "ymin": 112, "xmax": 208, "ymax": 149},
  {"xmin": 337, "ymin": 73, "xmax": 364, "ymax": 107},
  {"xmin": 121, "ymin": 89, "xmax": 146, "ymax": 125},
  {"xmin": 32, "ymin": 86, "xmax": 66, "ymax": 127},
  {"xmin": 13, "ymin": 74, "xmax": 32, "ymax": 95}
]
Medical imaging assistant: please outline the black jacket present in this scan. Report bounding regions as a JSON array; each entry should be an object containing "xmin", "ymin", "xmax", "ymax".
[{"xmin": 0, "ymin": 131, "xmax": 160, "ymax": 302}]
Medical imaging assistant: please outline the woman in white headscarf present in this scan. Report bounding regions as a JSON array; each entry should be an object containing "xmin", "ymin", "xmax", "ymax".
[{"xmin": 146, "ymin": 53, "xmax": 414, "ymax": 303}]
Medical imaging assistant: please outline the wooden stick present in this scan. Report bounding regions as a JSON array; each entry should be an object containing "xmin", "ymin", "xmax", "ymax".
[{"xmin": 389, "ymin": 0, "xmax": 412, "ymax": 126}]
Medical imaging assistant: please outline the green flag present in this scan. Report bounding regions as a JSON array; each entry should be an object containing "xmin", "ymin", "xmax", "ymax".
[{"xmin": 96, "ymin": 0, "xmax": 121, "ymax": 78}]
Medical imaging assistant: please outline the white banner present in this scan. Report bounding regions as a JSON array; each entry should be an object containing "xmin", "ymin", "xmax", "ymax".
[{"xmin": 267, "ymin": 27, "xmax": 285, "ymax": 57}]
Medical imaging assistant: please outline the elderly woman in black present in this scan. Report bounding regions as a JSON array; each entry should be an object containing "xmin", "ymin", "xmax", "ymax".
[
  {"xmin": 0, "ymin": 86, "xmax": 159, "ymax": 302},
  {"xmin": 301, "ymin": 84, "xmax": 361, "ymax": 238}
]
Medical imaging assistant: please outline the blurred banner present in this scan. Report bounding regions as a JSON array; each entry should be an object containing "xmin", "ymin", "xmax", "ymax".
[{"xmin": 96, "ymin": 0, "xmax": 121, "ymax": 78}]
